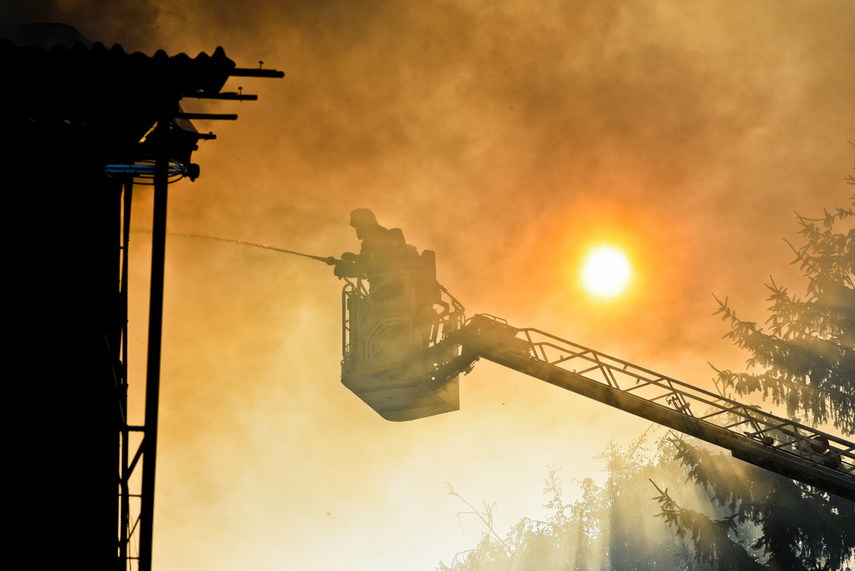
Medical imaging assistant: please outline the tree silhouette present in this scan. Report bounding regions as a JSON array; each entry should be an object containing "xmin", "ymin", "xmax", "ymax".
[
  {"xmin": 438, "ymin": 433, "xmax": 699, "ymax": 570},
  {"xmin": 713, "ymin": 201, "xmax": 854, "ymax": 433},
  {"xmin": 654, "ymin": 435, "xmax": 855, "ymax": 570},
  {"xmin": 653, "ymin": 168, "xmax": 855, "ymax": 569}
]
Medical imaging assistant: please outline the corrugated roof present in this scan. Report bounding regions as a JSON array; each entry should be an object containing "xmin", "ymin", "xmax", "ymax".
[{"xmin": 1, "ymin": 31, "xmax": 237, "ymax": 153}]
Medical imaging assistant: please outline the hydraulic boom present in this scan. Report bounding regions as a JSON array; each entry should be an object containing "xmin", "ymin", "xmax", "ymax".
[
  {"xmin": 339, "ymin": 275, "xmax": 855, "ymax": 501},
  {"xmin": 455, "ymin": 314, "xmax": 855, "ymax": 501}
]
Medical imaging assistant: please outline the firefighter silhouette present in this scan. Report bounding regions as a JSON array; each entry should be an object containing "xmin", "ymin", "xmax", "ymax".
[
  {"xmin": 335, "ymin": 208, "xmax": 409, "ymax": 301},
  {"xmin": 335, "ymin": 208, "xmax": 444, "ymax": 333}
]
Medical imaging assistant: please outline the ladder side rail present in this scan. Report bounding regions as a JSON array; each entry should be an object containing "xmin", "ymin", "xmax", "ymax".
[
  {"xmin": 519, "ymin": 331, "xmax": 785, "ymax": 438},
  {"xmin": 735, "ymin": 408, "xmax": 855, "ymax": 456},
  {"xmin": 473, "ymin": 342, "xmax": 855, "ymax": 500},
  {"xmin": 531, "ymin": 336, "xmax": 855, "ymax": 475},
  {"xmin": 741, "ymin": 414, "xmax": 855, "ymax": 475},
  {"xmin": 529, "ymin": 335, "xmax": 719, "ymax": 413},
  {"xmin": 521, "ymin": 326, "xmax": 853, "ymax": 462},
  {"xmin": 527, "ymin": 335, "xmax": 739, "ymax": 423},
  {"xmin": 461, "ymin": 316, "xmax": 855, "ymax": 498},
  {"xmin": 523, "ymin": 327, "xmax": 736, "ymax": 403}
]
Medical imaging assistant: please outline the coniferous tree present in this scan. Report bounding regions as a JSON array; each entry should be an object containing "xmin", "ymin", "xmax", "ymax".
[
  {"xmin": 655, "ymin": 168, "xmax": 855, "ymax": 570},
  {"xmin": 655, "ymin": 437, "xmax": 855, "ymax": 570},
  {"xmin": 713, "ymin": 194, "xmax": 854, "ymax": 433}
]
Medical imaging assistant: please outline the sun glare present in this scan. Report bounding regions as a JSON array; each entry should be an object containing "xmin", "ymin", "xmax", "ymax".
[{"xmin": 581, "ymin": 245, "xmax": 632, "ymax": 299}]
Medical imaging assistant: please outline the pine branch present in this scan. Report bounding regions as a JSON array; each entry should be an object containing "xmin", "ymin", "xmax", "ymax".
[{"xmin": 650, "ymin": 480, "xmax": 765, "ymax": 570}]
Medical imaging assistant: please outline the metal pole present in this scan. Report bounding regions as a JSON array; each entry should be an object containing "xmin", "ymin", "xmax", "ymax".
[
  {"xmin": 139, "ymin": 144, "xmax": 170, "ymax": 571},
  {"xmin": 119, "ymin": 177, "xmax": 133, "ymax": 569}
]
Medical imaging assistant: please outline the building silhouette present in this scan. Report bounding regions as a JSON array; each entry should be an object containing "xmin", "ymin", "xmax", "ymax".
[{"xmin": 1, "ymin": 24, "xmax": 281, "ymax": 569}]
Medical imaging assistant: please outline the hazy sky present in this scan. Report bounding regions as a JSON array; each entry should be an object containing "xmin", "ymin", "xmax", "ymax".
[{"xmin": 6, "ymin": 1, "xmax": 855, "ymax": 569}]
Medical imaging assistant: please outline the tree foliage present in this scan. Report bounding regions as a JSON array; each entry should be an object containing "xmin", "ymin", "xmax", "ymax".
[
  {"xmin": 439, "ymin": 434, "xmax": 855, "ymax": 570},
  {"xmin": 437, "ymin": 433, "xmax": 709, "ymax": 571},
  {"xmin": 713, "ymin": 193, "xmax": 855, "ymax": 433},
  {"xmin": 653, "ymin": 169, "xmax": 855, "ymax": 570},
  {"xmin": 654, "ymin": 438, "xmax": 855, "ymax": 571}
]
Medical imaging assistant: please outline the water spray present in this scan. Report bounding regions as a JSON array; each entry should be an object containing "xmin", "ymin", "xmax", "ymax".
[{"xmin": 166, "ymin": 231, "xmax": 340, "ymax": 265}]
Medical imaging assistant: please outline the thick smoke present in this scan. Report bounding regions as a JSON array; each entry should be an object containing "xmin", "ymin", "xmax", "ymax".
[{"xmin": 9, "ymin": 1, "xmax": 854, "ymax": 569}]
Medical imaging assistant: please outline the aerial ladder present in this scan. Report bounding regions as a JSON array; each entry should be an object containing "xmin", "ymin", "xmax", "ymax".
[{"xmin": 339, "ymin": 268, "xmax": 855, "ymax": 502}]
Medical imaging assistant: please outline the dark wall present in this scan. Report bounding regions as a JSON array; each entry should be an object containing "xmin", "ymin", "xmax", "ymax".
[{"xmin": 4, "ymin": 73, "xmax": 122, "ymax": 570}]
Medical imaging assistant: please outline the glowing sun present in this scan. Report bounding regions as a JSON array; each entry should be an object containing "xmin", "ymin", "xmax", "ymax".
[{"xmin": 580, "ymin": 245, "xmax": 632, "ymax": 299}]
